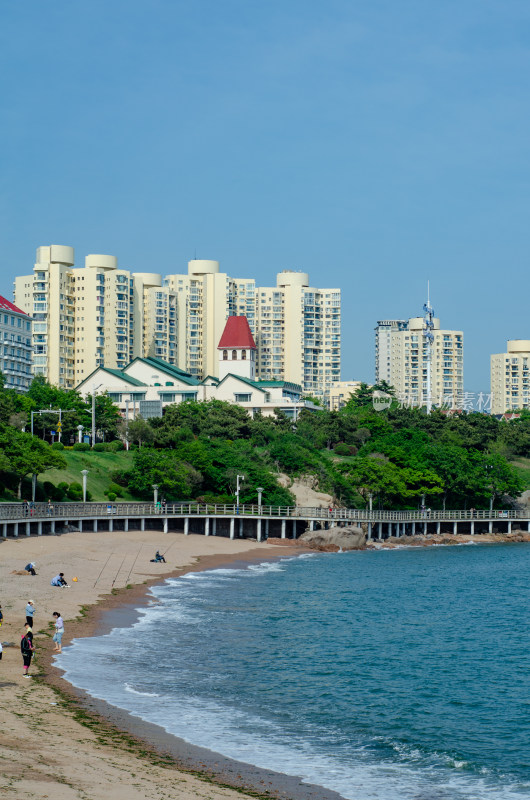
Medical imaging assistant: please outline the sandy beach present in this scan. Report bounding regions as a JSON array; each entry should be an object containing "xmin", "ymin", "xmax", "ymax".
[{"xmin": 0, "ymin": 528, "xmax": 336, "ymax": 800}]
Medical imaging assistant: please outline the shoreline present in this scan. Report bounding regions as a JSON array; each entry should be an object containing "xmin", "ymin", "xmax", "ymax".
[
  {"xmin": 0, "ymin": 530, "xmax": 345, "ymax": 800},
  {"xmin": 45, "ymin": 550, "xmax": 347, "ymax": 800}
]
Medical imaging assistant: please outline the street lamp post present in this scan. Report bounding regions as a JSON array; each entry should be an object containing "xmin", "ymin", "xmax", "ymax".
[
  {"xmin": 81, "ymin": 470, "xmax": 89, "ymax": 503},
  {"xmin": 257, "ymin": 487, "xmax": 264, "ymax": 512},
  {"xmin": 152, "ymin": 484, "xmax": 159, "ymax": 506},
  {"xmin": 77, "ymin": 425, "xmax": 84, "ymax": 444},
  {"xmin": 235, "ymin": 474, "xmax": 245, "ymax": 512},
  {"xmin": 368, "ymin": 492, "xmax": 373, "ymax": 513}
]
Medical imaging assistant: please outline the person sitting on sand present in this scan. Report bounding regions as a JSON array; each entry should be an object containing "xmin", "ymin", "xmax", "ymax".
[
  {"xmin": 51, "ymin": 573, "xmax": 69, "ymax": 588},
  {"xmin": 25, "ymin": 562, "xmax": 37, "ymax": 576},
  {"xmin": 150, "ymin": 550, "xmax": 166, "ymax": 563}
]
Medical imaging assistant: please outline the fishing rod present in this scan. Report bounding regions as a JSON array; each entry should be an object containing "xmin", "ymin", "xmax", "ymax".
[
  {"xmin": 125, "ymin": 544, "xmax": 144, "ymax": 585},
  {"xmin": 111, "ymin": 553, "xmax": 128, "ymax": 588},
  {"xmin": 93, "ymin": 552, "xmax": 114, "ymax": 589}
]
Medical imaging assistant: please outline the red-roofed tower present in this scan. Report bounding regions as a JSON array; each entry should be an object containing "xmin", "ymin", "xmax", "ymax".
[{"xmin": 218, "ymin": 316, "xmax": 256, "ymax": 380}]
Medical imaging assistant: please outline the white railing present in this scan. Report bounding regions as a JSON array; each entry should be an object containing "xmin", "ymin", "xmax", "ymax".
[{"xmin": 0, "ymin": 502, "xmax": 525, "ymax": 522}]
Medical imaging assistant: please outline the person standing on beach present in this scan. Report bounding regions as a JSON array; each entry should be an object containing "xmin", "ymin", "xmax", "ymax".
[
  {"xmin": 21, "ymin": 625, "xmax": 35, "ymax": 677},
  {"xmin": 52, "ymin": 612, "xmax": 64, "ymax": 653},
  {"xmin": 25, "ymin": 600, "xmax": 35, "ymax": 627},
  {"xmin": 0, "ymin": 604, "xmax": 3, "ymax": 628}
]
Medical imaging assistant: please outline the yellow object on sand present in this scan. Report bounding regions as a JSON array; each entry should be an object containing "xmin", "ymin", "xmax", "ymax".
[{"xmin": 72, "ymin": 577, "xmax": 78, "ymax": 582}]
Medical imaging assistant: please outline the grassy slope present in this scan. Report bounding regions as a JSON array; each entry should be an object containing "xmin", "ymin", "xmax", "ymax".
[
  {"xmin": 40, "ymin": 450, "xmax": 135, "ymax": 501},
  {"xmin": 510, "ymin": 457, "xmax": 530, "ymax": 490}
]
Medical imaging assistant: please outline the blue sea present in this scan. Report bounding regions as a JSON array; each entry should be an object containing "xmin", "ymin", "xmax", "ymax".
[{"xmin": 59, "ymin": 544, "xmax": 530, "ymax": 800}]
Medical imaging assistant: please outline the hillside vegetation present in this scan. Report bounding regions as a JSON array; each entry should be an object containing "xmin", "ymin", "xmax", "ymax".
[{"xmin": 0, "ymin": 377, "xmax": 529, "ymax": 508}]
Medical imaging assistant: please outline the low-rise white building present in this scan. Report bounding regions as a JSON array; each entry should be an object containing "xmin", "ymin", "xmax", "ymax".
[{"xmin": 76, "ymin": 318, "xmax": 318, "ymax": 420}]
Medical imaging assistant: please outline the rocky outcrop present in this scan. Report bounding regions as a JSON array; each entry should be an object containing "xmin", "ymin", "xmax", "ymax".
[{"xmin": 298, "ymin": 525, "xmax": 366, "ymax": 552}]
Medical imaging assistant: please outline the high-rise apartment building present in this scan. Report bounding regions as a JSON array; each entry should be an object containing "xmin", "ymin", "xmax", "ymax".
[
  {"xmin": 15, "ymin": 246, "xmax": 178, "ymax": 388},
  {"xmin": 491, "ymin": 340, "xmax": 530, "ymax": 414},
  {"xmin": 15, "ymin": 245, "xmax": 76, "ymax": 387},
  {"xmin": 166, "ymin": 262, "xmax": 340, "ymax": 398},
  {"xmin": 375, "ymin": 320, "xmax": 408, "ymax": 384},
  {"xmin": 0, "ymin": 296, "xmax": 32, "ymax": 392},
  {"xmin": 375, "ymin": 316, "xmax": 464, "ymax": 407}
]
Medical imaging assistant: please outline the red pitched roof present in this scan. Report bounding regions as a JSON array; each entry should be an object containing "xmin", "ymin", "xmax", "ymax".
[
  {"xmin": 0, "ymin": 295, "xmax": 28, "ymax": 316},
  {"xmin": 218, "ymin": 316, "xmax": 256, "ymax": 349}
]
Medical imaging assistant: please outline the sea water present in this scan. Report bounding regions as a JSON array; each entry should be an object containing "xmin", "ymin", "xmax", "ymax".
[{"xmin": 59, "ymin": 544, "xmax": 530, "ymax": 800}]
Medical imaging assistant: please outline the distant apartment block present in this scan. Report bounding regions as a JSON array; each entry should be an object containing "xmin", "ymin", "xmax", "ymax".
[
  {"xmin": 0, "ymin": 296, "xmax": 32, "ymax": 392},
  {"xmin": 328, "ymin": 380, "xmax": 363, "ymax": 411},
  {"xmin": 375, "ymin": 316, "xmax": 463, "ymax": 407},
  {"xmin": 491, "ymin": 340, "xmax": 530, "ymax": 414},
  {"xmin": 14, "ymin": 247, "xmax": 340, "ymax": 398}
]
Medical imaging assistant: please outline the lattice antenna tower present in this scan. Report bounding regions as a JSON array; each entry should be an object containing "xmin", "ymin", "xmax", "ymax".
[{"xmin": 422, "ymin": 282, "xmax": 434, "ymax": 414}]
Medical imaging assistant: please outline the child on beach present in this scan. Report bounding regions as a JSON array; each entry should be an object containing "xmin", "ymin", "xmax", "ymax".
[
  {"xmin": 52, "ymin": 612, "xmax": 64, "ymax": 653},
  {"xmin": 51, "ymin": 573, "xmax": 69, "ymax": 588}
]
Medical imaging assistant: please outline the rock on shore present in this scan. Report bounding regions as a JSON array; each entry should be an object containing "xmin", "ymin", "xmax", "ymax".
[{"xmin": 269, "ymin": 525, "xmax": 366, "ymax": 552}]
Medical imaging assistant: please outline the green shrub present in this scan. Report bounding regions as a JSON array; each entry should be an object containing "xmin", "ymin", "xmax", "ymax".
[
  {"xmin": 73, "ymin": 442, "xmax": 90, "ymax": 451},
  {"xmin": 109, "ymin": 470, "xmax": 130, "ymax": 487},
  {"xmin": 67, "ymin": 481, "xmax": 83, "ymax": 500},
  {"xmin": 109, "ymin": 440, "xmax": 124, "ymax": 452},
  {"xmin": 43, "ymin": 481, "xmax": 55, "ymax": 496},
  {"xmin": 58, "ymin": 482, "xmax": 69, "ymax": 493},
  {"xmin": 94, "ymin": 443, "xmax": 107, "ymax": 452},
  {"xmin": 51, "ymin": 441, "xmax": 65, "ymax": 450},
  {"xmin": 105, "ymin": 482, "xmax": 123, "ymax": 498},
  {"xmin": 107, "ymin": 492, "xmax": 117, "ymax": 502},
  {"xmin": 334, "ymin": 443, "xmax": 357, "ymax": 456}
]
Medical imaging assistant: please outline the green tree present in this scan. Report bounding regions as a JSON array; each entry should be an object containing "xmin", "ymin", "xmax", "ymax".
[
  {"xmin": 0, "ymin": 426, "xmax": 66, "ymax": 498},
  {"xmin": 127, "ymin": 417, "xmax": 155, "ymax": 449}
]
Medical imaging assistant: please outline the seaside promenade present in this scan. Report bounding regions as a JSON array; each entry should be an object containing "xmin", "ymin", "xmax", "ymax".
[{"xmin": 2, "ymin": 501, "xmax": 529, "ymax": 541}]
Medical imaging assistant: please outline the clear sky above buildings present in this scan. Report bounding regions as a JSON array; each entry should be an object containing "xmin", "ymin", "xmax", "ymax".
[{"xmin": 1, "ymin": 1, "xmax": 529, "ymax": 394}]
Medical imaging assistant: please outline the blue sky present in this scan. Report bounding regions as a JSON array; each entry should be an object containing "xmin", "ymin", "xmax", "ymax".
[{"xmin": 1, "ymin": 1, "xmax": 529, "ymax": 393}]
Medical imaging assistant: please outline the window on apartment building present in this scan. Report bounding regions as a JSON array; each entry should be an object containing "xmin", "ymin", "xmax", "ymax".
[
  {"xmin": 223, "ymin": 350, "xmax": 228, "ymax": 360},
  {"xmin": 232, "ymin": 350, "xmax": 237, "ymax": 360}
]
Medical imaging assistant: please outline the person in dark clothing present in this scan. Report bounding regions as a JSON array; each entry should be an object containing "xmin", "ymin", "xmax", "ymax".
[
  {"xmin": 150, "ymin": 550, "xmax": 166, "ymax": 563},
  {"xmin": 21, "ymin": 625, "xmax": 35, "ymax": 677},
  {"xmin": 25, "ymin": 562, "xmax": 37, "ymax": 576}
]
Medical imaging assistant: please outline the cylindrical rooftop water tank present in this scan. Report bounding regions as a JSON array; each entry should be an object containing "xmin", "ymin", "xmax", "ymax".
[
  {"xmin": 133, "ymin": 273, "xmax": 162, "ymax": 287},
  {"xmin": 508, "ymin": 340, "xmax": 530, "ymax": 353},
  {"xmin": 46, "ymin": 245, "xmax": 75, "ymax": 266},
  {"xmin": 85, "ymin": 254, "xmax": 118, "ymax": 270},
  {"xmin": 276, "ymin": 270, "xmax": 309, "ymax": 288},
  {"xmin": 188, "ymin": 259, "xmax": 219, "ymax": 276}
]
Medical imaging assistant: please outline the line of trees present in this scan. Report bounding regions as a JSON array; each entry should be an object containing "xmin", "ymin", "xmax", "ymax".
[{"xmin": 0, "ymin": 375, "xmax": 527, "ymax": 508}]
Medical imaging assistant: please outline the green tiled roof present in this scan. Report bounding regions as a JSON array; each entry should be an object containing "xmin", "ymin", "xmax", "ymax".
[
  {"xmin": 127, "ymin": 357, "xmax": 200, "ymax": 386},
  {"xmin": 103, "ymin": 368, "xmax": 146, "ymax": 386},
  {"xmin": 218, "ymin": 374, "xmax": 266, "ymax": 393},
  {"xmin": 256, "ymin": 380, "xmax": 302, "ymax": 392}
]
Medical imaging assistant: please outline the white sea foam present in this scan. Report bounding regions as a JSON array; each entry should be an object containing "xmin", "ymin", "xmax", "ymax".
[{"xmin": 124, "ymin": 683, "xmax": 160, "ymax": 697}]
